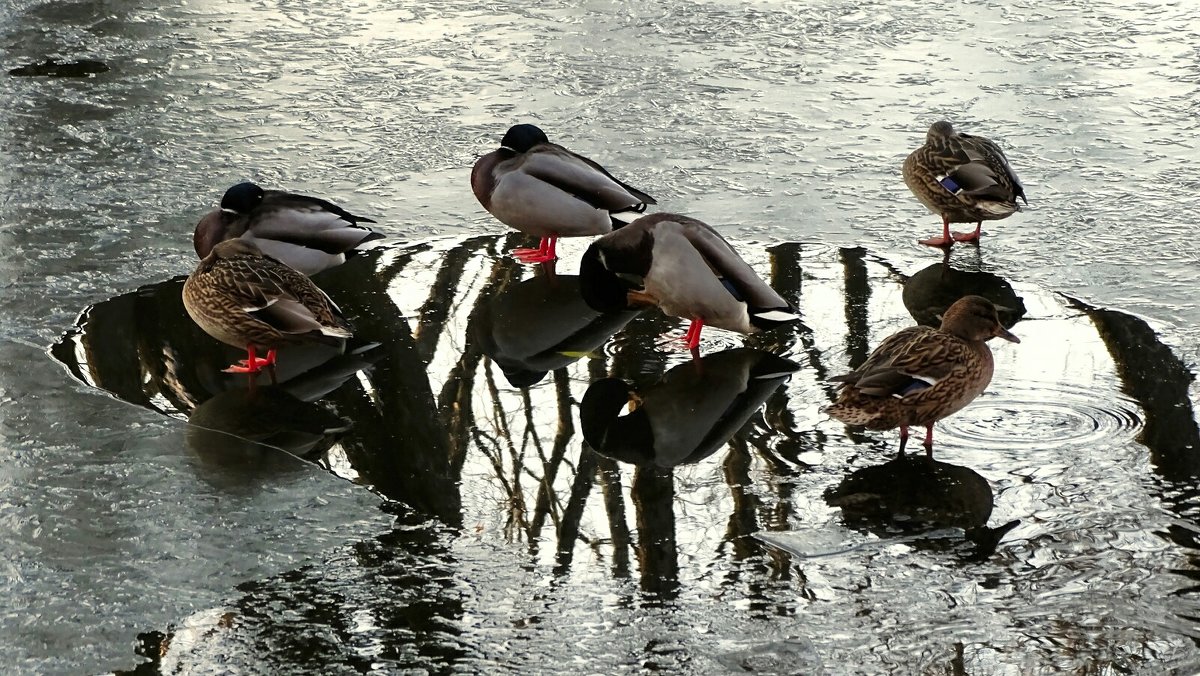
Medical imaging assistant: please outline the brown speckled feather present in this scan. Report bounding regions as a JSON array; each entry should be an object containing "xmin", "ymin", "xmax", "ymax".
[
  {"xmin": 183, "ymin": 239, "xmax": 351, "ymax": 352},
  {"xmin": 825, "ymin": 295, "xmax": 1018, "ymax": 432},
  {"xmin": 903, "ymin": 121, "xmax": 1026, "ymax": 225}
]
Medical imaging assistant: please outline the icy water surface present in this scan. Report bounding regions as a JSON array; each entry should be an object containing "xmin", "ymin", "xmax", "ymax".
[{"xmin": 4, "ymin": 0, "xmax": 1200, "ymax": 673}]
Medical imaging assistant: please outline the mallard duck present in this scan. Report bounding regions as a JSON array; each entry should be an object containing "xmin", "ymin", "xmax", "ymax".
[
  {"xmin": 903, "ymin": 121, "xmax": 1026, "ymax": 247},
  {"xmin": 579, "ymin": 213, "xmax": 799, "ymax": 350},
  {"xmin": 194, "ymin": 182, "xmax": 381, "ymax": 276},
  {"xmin": 182, "ymin": 239, "xmax": 352, "ymax": 375},
  {"xmin": 825, "ymin": 295, "xmax": 1019, "ymax": 456},
  {"xmin": 471, "ymin": 123, "xmax": 656, "ymax": 264}
]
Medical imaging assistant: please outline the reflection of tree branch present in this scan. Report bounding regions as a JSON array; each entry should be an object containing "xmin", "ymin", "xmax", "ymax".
[
  {"xmin": 632, "ymin": 464, "xmax": 679, "ymax": 599},
  {"xmin": 1064, "ymin": 294, "xmax": 1200, "ymax": 481},
  {"xmin": 741, "ymin": 430, "xmax": 796, "ymax": 476},
  {"xmin": 528, "ymin": 369, "xmax": 577, "ymax": 551},
  {"xmin": 415, "ymin": 238, "xmax": 492, "ymax": 364},
  {"xmin": 554, "ymin": 444, "xmax": 600, "ymax": 575},
  {"xmin": 722, "ymin": 438, "xmax": 763, "ymax": 561},
  {"xmin": 767, "ymin": 243, "xmax": 830, "ymax": 384},
  {"xmin": 518, "ymin": 387, "xmax": 546, "ymax": 466},
  {"xmin": 596, "ymin": 454, "xmax": 632, "ymax": 579},
  {"xmin": 439, "ymin": 253, "xmax": 518, "ymax": 472},
  {"xmin": 372, "ymin": 242, "xmax": 430, "ymax": 282},
  {"xmin": 327, "ymin": 287, "xmax": 460, "ymax": 525},
  {"xmin": 478, "ymin": 359, "xmax": 529, "ymax": 541},
  {"xmin": 748, "ymin": 244, "xmax": 828, "ymax": 476},
  {"xmin": 839, "ymin": 246, "xmax": 871, "ymax": 369}
]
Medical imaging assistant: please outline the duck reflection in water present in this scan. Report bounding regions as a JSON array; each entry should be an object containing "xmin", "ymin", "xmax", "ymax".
[
  {"xmin": 826, "ymin": 454, "xmax": 1020, "ymax": 559},
  {"xmin": 185, "ymin": 344, "xmax": 378, "ymax": 485},
  {"xmin": 902, "ymin": 258, "xmax": 1025, "ymax": 329},
  {"xmin": 826, "ymin": 296, "xmax": 1019, "ymax": 457},
  {"xmin": 472, "ymin": 270, "xmax": 642, "ymax": 388},
  {"xmin": 580, "ymin": 348, "xmax": 799, "ymax": 466},
  {"xmin": 187, "ymin": 386, "xmax": 350, "ymax": 478}
]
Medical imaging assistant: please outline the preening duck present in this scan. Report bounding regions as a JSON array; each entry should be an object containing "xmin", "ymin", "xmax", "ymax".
[
  {"xmin": 471, "ymin": 123, "xmax": 656, "ymax": 264},
  {"xmin": 825, "ymin": 295, "xmax": 1019, "ymax": 456},
  {"xmin": 194, "ymin": 181, "xmax": 381, "ymax": 276},
  {"xmin": 578, "ymin": 212, "xmax": 799, "ymax": 351},
  {"xmin": 903, "ymin": 121, "xmax": 1026, "ymax": 247}
]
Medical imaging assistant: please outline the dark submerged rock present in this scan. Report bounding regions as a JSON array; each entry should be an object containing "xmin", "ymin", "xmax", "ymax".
[{"xmin": 10, "ymin": 58, "xmax": 109, "ymax": 77}]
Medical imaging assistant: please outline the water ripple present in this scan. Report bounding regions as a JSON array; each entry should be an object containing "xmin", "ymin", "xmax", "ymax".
[{"xmin": 940, "ymin": 381, "xmax": 1143, "ymax": 451}]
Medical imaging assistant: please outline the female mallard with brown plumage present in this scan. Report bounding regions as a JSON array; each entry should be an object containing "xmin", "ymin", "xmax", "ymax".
[
  {"xmin": 825, "ymin": 295, "xmax": 1019, "ymax": 456},
  {"xmin": 182, "ymin": 239, "xmax": 352, "ymax": 374},
  {"xmin": 903, "ymin": 121, "xmax": 1026, "ymax": 247}
]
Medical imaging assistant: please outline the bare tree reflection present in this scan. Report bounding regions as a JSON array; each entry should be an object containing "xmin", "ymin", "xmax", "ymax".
[{"xmin": 53, "ymin": 234, "xmax": 1200, "ymax": 671}]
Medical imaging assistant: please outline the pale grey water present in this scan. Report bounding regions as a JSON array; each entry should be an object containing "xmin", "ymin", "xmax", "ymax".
[{"xmin": 3, "ymin": 0, "xmax": 1200, "ymax": 673}]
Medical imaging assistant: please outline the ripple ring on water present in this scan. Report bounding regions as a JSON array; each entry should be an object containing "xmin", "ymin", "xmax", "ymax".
[{"xmin": 938, "ymin": 381, "xmax": 1143, "ymax": 451}]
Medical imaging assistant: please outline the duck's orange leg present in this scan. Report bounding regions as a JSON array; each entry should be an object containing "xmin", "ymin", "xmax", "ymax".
[
  {"xmin": 919, "ymin": 216, "xmax": 954, "ymax": 248},
  {"xmin": 512, "ymin": 236, "xmax": 558, "ymax": 264},
  {"xmin": 897, "ymin": 425, "xmax": 910, "ymax": 455},
  {"xmin": 952, "ymin": 221, "xmax": 983, "ymax": 243},
  {"xmin": 224, "ymin": 345, "xmax": 275, "ymax": 374},
  {"xmin": 922, "ymin": 424, "xmax": 935, "ymax": 457},
  {"xmin": 682, "ymin": 318, "xmax": 705, "ymax": 351}
]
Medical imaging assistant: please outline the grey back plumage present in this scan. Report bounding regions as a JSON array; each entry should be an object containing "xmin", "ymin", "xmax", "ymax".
[
  {"xmin": 471, "ymin": 125, "xmax": 655, "ymax": 239},
  {"xmin": 581, "ymin": 213, "xmax": 797, "ymax": 335},
  {"xmin": 194, "ymin": 182, "xmax": 381, "ymax": 276}
]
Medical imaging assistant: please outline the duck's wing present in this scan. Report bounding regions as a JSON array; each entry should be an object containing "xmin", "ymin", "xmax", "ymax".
[
  {"xmin": 559, "ymin": 145, "xmax": 657, "ymax": 206},
  {"xmin": 832, "ymin": 327, "xmax": 965, "ymax": 398},
  {"xmin": 264, "ymin": 190, "xmax": 377, "ymax": 224},
  {"xmin": 218, "ymin": 257, "xmax": 350, "ymax": 339},
  {"xmin": 961, "ymin": 133, "xmax": 1026, "ymax": 204},
  {"xmin": 674, "ymin": 216, "xmax": 797, "ymax": 323},
  {"xmin": 520, "ymin": 144, "xmax": 655, "ymax": 212},
  {"xmin": 247, "ymin": 193, "xmax": 382, "ymax": 254},
  {"xmin": 921, "ymin": 132, "xmax": 1024, "ymax": 207}
]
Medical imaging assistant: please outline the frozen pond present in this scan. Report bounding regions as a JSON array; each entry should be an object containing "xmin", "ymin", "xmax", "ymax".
[{"xmin": 3, "ymin": 0, "xmax": 1200, "ymax": 672}]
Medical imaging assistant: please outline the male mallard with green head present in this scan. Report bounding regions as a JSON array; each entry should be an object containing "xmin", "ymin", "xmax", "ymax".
[
  {"xmin": 579, "ymin": 213, "xmax": 799, "ymax": 351},
  {"xmin": 825, "ymin": 295, "xmax": 1019, "ymax": 456},
  {"xmin": 903, "ymin": 121, "xmax": 1026, "ymax": 247},
  {"xmin": 194, "ymin": 181, "xmax": 381, "ymax": 276},
  {"xmin": 471, "ymin": 124, "xmax": 656, "ymax": 264}
]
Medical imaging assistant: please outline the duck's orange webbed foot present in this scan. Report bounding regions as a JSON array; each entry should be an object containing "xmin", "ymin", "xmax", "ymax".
[{"xmin": 511, "ymin": 236, "xmax": 558, "ymax": 264}]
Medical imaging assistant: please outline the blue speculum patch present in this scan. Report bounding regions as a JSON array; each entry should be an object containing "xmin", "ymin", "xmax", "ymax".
[
  {"xmin": 938, "ymin": 175, "xmax": 961, "ymax": 193},
  {"xmin": 897, "ymin": 378, "xmax": 933, "ymax": 397}
]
